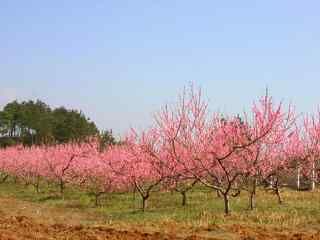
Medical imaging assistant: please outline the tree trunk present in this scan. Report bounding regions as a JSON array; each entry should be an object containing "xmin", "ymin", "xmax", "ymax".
[
  {"xmin": 35, "ymin": 176, "xmax": 41, "ymax": 194},
  {"xmin": 142, "ymin": 195, "xmax": 149, "ymax": 212},
  {"xmin": 297, "ymin": 167, "xmax": 300, "ymax": 191},
  {"xmin": 249, "ymin": 180, "xmax": 256, "ymax": 210},
  {"xmin": 34, "ymin": 183, "xmax": 40, "ymax": 194},
  {"xmin": 181, "ymin": 191, "xmax": 187, "ymax": 206},
  {"xmin": 248, "ymin": 180, "xmax": 256, "ymax": 210},
  {"xmin": 311, "ymin": 162, "xmax": 316, "ymax": 191},
  {"xmin": 249, "ymin": 191, "xmax": 256, "ymax": 210},
  {"xmin": 0, "ymin": 174, "xmax": 8, "ymax": 184},
  {"xmin": 94, "ymin": 194, "xmax": 100, "ymax": 207},
  {"xmin": 275, "ymin": 184, "xmax": 282, "ymax": 204},
  {"xmin": 222, "ymin": 193, "xmax": 230, "ymax": 215},
  {"xmin": 59, "ymin": 180, "xmax": 65, "ymax": 197},
  {"xmin": 275, "ymin": 189, "xmax": 282, "ymax": 204}
]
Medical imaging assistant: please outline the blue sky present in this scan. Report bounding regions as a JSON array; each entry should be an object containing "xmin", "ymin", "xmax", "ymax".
[{"xmin": 1, "ymin": 1, "xmax": 319, "ymax": 136}]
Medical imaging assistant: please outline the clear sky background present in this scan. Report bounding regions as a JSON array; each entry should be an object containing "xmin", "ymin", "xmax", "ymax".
[{"xmin": 1, "ymin": 1, "xmax": 319, "ymax": 137}]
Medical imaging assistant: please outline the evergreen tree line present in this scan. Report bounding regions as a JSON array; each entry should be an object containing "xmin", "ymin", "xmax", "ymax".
[{"xmin": 0, "ymin": 99, "xmax": 117, "ymax": 147}]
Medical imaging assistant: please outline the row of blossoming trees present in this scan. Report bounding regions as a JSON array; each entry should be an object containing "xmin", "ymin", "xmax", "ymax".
[{"xmin": 0, "ymin": 85, "xmax": 320, "ymax": 214}]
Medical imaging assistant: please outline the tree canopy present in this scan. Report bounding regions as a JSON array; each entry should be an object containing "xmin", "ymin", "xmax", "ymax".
[{"xmin": 0, "ymin": 99, "xmax": 103, "ymax": 147}]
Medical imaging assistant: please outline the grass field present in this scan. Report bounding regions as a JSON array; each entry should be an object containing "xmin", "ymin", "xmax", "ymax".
[
  {"xmin": 0, "ymin": 180, "xmax": 320, "ymax": 239},
  {"xmin": 1, "ymin": 180, "xmax": 320, "ymax": 227}
]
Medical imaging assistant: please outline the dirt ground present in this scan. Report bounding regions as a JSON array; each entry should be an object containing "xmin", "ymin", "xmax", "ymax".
[
  {"xmin": 0, "ymin": 197, "xmax": 320, "ymax": 240},
  {"xmin": 0, "ymin": 215, "xmax": 202, "ymax": 240}
]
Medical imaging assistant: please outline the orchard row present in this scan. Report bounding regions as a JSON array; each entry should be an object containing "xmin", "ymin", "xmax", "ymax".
[{"xmin": 0, "ymin": 86, "xmax": 319, "ymax": 214}]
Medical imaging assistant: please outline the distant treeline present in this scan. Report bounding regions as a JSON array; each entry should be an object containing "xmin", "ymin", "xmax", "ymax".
[{"xmin": 0, "ymin": 99, "xmax": 117, "ymax": 147}]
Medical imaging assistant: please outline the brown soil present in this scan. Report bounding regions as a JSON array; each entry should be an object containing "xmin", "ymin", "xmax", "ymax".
[
  {"xmin": 223, "ymin": 224, "xmax": 320, "ymax": 240},
  {"xmin": 0, "ymin": 215, "xmax": 204, "ymax": 240},
  {"xmin": 0, "ymin": 197, "xmax": 320, "ymax": 240}
]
